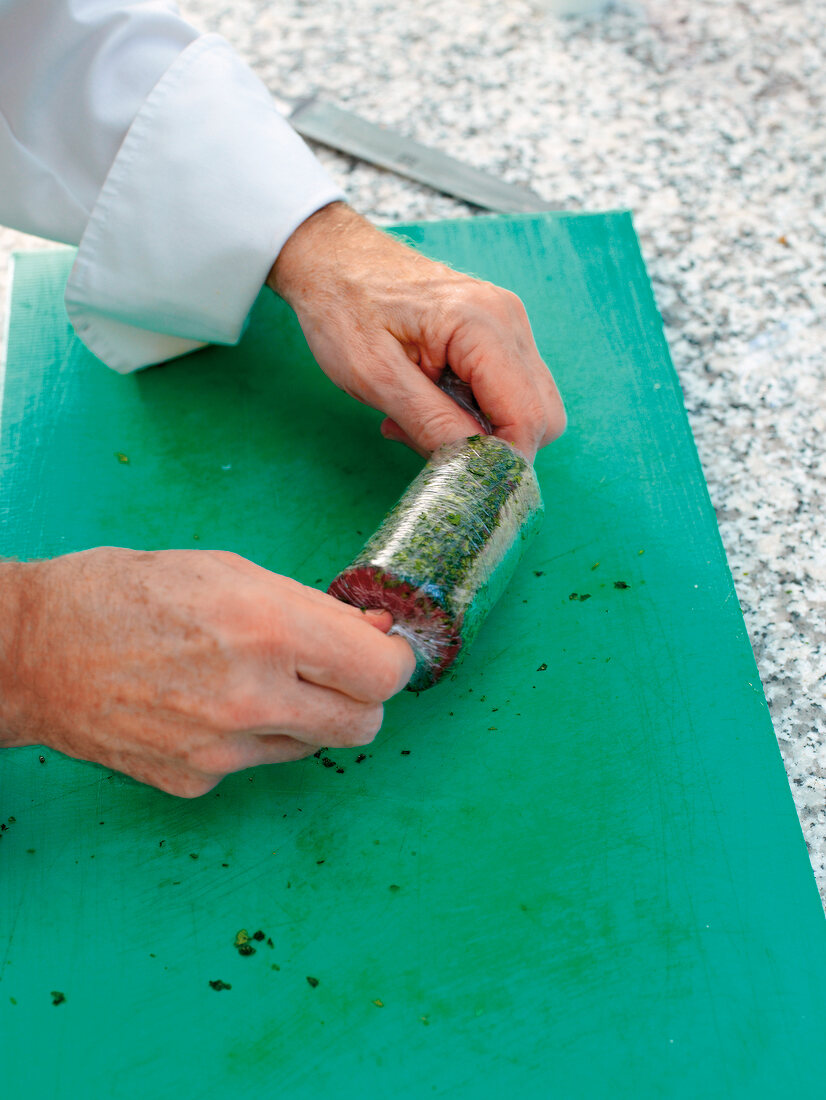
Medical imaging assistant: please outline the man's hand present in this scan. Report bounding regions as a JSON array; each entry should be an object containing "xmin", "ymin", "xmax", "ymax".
[
  {"xmin": 268, "ymin": 203, "xmax": 566, "ymax": 461},
  {"xmin": 0, "ymin": 549, "xmax": 414, "ymax": 797}
]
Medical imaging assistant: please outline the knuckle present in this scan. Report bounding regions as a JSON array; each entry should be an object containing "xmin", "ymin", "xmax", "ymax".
[
  {"xmin": 214, "ymin": 691, "xmax": 271, "ymax": 734},
  {"xmin": 548, "ymin": 404, "xmax": 567, "ymax": 441},
  {"xmin": 414, "ymin": 403, "xmax": 471, "ymax": 452},
  {"xmin": 162, "ymin": 773, "xmax": 218, "ymax": 799},
  {"xmin": 355, "ymin": 703, "xmax": 384, "ymax": 744},
  {"xmin": 372, "ymin": 659, "xmax": 408, "ymax": 701},
  {"xmin": 185, "ymin": 741, "xmax": 238, "ymax": 776},
  {"xmin": 332, "ymin": 703, "xmax": 384, "ymax": 748},
  {"xmin": 475, "ymin": 281, "xmax": 519, "ymax": 318},
  {"xmin": 503, "ymin": 287, "xmax": 528, "ymax": 318},
  {"xmin": 207, "ymin": 549, "xmax": 244, "ymax": 567}
]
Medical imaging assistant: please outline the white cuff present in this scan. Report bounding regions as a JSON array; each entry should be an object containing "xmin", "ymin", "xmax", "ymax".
[{"xmin": 65, "ymin": 33, "xmax": 345, "ymax": 373}]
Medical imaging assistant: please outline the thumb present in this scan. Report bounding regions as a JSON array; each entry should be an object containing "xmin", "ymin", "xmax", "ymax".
[{"xmin": 361, "ymin": 608, "xmax": 394, "ymax": 633}]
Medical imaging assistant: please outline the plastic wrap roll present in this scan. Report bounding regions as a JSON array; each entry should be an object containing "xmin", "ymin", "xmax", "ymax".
[{"xmin": 328, "ymin": 434, "xmax": 544, "ymax": 691}]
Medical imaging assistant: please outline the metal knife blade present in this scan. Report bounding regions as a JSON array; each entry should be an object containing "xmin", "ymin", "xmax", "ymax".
[{"xmin": 282, "ymin": 96, "xmax": 555, "ymax": 215}]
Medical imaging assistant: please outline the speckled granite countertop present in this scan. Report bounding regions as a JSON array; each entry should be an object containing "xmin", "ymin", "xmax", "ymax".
[{"xmin": 2, "ymin": 0, "xmax": 824, "ymax": 901}]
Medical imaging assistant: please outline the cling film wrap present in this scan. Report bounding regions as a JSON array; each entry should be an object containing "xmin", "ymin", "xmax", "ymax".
[{"xmin": 328, "ymin": 434, "xmax": 544, "ymax": 691}]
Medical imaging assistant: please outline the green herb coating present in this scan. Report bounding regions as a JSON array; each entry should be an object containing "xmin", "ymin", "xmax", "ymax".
[{"xmin": 329, "ymin": 435, "xmax": 543, "ymax": 690}]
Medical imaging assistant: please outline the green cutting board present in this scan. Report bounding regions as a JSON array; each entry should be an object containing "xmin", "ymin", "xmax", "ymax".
[{"xmin": 2, "ymin": 215, "xmax": 825, "ymax": 1097}]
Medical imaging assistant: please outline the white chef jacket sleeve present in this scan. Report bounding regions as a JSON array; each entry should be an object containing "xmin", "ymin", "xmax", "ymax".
[{"xmin": 0, "ymin": 2, "xmax": 345, "ymax": 372}]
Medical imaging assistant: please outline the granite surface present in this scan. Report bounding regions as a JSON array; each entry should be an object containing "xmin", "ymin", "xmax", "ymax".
[{"xmin": 1, "ymin": 0, "xmax": 824, "ymax": 901}]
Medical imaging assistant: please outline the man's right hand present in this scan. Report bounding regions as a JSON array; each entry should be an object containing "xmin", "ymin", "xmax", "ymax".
[{"xmin": 0, "ymin": 548, "xmax": 415, "ymax": 797}]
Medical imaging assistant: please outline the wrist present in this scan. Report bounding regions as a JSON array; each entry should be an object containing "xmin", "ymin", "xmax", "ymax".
[
  {"xmin": 0, "ymin": 560, "xmax": 41, "ymax": 747},
  {"xmin": 266, "ymin": 201, "xmax": 370, "ymax": 308}
]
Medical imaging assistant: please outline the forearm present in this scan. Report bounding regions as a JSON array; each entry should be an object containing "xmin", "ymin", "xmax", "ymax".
[{"xmin": 0, "ymin": 560, "xmax": 36, "ymax": 748}]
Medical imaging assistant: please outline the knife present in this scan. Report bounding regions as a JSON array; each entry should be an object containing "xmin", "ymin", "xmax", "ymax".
[{"xmin": 277, "ymin": 95, "xmax": 555, "ymax": 215}]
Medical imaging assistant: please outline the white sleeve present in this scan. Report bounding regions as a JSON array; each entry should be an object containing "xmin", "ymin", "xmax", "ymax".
[{"xmin": 0, "ymin": 2, "xmax": 345, "ymax": 372}]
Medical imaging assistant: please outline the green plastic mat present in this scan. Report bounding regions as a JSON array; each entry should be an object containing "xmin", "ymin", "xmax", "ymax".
[{"xmin": 2, "ymin": 214, "xmax": 825, "ymax": 1097}]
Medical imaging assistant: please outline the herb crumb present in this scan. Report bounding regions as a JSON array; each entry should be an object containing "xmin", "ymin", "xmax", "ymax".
[
  {"xmin": 208, "ymin": 980, "xmax": 231, "ymax": 992},
  {"xmin": 306, "ymin": 976, "xmax": 319, "ymax": 988},
  {"xmin": 51, "ymin": 991, "xmax": 66, "ymax": 1006}
]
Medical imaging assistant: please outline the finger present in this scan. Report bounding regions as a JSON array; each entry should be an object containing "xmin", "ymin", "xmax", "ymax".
[
  {"xmin": 488, "ymin": 361, "xmax": 566, "ymax": 461},
  {"xmin": 204, "ymin": 551, "xmax": 392, "ymax": 630},
  {"xmin": 294, "ymin": 602, "xmax": 416, "ymax": 702},
  {"xmin": 292, "ymin": 585, "xmax": 394, "ymax": 633},
  {"xmin": 201, "ymin": 732, "xmax": 318, "ymax": 775},
  {"xmin": 249, "ymin": 681, "xmax": 387, "ymax": 748},
  {"xmin": 380, "ymin": 417, "xmax": 421, "ymax": 453},
  {"xmin": 440, "ymin": 290, "xmax": 565, "ymax": 457},
  {"xmin": 238, "ymin": 733, "xmax": 319, "ymax": 768},
  {"xmin": 359, "ymin": 334, "xmax": 485, "ymax": 454},
  {"xmin": 456, "ymin": 356, "xmax": 563, "ymax": 462}
]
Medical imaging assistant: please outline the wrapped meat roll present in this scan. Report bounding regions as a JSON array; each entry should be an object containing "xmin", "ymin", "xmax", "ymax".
[{"xmin": 328, "ymin": 434, "xmax": 543, "ymax": 690}]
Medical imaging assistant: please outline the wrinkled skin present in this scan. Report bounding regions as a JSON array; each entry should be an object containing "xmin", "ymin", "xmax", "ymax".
[
  {"xmin": 0, "ymin": 549, "xmax": 414, "ymax": 797},
  {"xmin": 0, "ymin": 202, "xmax": 565, "ymax": 796},
  {"xmin": 268, "ymin": 203, "xmax": 566, "ymax": 460}
]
